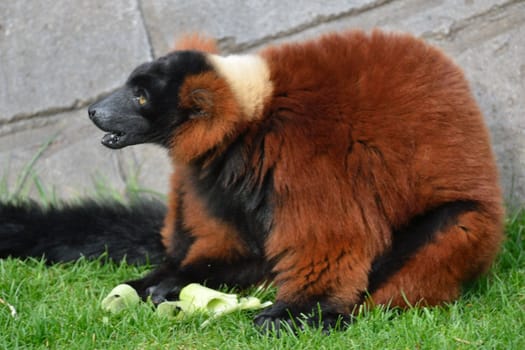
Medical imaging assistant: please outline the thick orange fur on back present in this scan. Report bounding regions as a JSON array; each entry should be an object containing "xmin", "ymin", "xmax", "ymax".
[{"xmin": 256, "ymin": 31, "xmax": 503, "ymax": 308}]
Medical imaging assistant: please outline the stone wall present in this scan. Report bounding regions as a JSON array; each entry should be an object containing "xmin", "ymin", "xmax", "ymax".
[{"xmin": 0, "ymin": 1, "xmax": 523, "ymax": 206}]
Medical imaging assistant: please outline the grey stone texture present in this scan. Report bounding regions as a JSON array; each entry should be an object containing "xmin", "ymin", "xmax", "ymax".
[{"xmin": 0, "ymin": 0, "xmax": 523, "ymax": 206}]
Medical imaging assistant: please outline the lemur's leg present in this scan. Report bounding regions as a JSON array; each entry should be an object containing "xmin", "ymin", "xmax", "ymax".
[
  {"xmin": 127, "ymin": 174, "xmax": 269, "ymax": 303},
  {"xmin": 368, "ymin": 203, "xmax": 503, "ymax": 308}
]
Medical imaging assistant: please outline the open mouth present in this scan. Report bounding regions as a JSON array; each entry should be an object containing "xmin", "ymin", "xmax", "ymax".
[{"xmin": 101, "ymin": 131, "xmax": 127, "ymax": 149}]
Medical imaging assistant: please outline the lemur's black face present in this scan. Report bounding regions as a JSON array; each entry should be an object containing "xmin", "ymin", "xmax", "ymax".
[{"xmin": 88, "ymin": 51, "xmax": 211, "ymax": 149}]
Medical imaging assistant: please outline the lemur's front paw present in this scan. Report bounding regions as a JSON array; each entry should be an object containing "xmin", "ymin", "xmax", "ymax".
[
  {"xmin": 126, "ymin": 277, "xmax": 182, "ymax": 304},
  {"xmin": 253, "ymin": 300, "xmax": 350, "ymax": 335},
  {"xmin": 125, "ymin": 261, "xmax": 184, "ymax": 304}
]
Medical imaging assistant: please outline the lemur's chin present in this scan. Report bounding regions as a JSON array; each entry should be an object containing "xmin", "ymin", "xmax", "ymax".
[{"xmin": 101, "ymin": 131, "xmax": 127, "ymax": 149}]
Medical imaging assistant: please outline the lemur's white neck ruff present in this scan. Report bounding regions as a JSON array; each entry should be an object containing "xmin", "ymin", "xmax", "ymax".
[{"xmin": 208, "ymin": 54, "xmax": 273, "ymax": 120}]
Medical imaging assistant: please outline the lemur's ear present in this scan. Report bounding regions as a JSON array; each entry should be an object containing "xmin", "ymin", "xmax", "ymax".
[
  {"xmin": 173, "ymin": 33, "xmax": 219, "ymax": 54},
  {"xmin": 188, "ymin": 88, "xmax": 214, "ymax": 119},
  {"xmin": 179, "ymin": 73, "xmax": 217, "ymax": 119},
  {"xmin": 179, "ymin": 72, "xmax": 240, "ymax": 121}
]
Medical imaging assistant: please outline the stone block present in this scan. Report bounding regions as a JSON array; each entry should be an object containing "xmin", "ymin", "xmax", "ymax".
[
  {"xmin": 0, "ymin": 0, "xmax": 152, "ymax": 123},
  {"xmin": 140, "ymin": 0, "xmax": 382, "ymax": 55},
  {"xmin": 1, "ymin": 0, "xmax": 523, "ymax": 205}
]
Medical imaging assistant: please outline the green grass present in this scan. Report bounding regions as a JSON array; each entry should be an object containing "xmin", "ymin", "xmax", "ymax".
[
  {"xmin": 1, "ymin": 160, "xmax": 524, "ymax": 348},
  {"xmin": 0, "ymin": 211, "xmax": 523, "ymax": 349}
]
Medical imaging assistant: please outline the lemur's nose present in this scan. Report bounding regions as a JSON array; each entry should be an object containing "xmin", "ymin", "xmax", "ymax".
[{"xmin": 88, "ymin": 106, "xmax": 97, "ymax": 119}]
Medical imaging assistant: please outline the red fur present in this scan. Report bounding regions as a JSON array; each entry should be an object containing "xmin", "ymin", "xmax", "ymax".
[
  {"xmin": 369, "ymin": 209, "xmax": 501, "ymax": 307},
  {"xmin": 259, "ymin": 30, "xmax": 503, "ymax": 308},
  {"xmin": 161, "ymin": 170, "xmax": 181, "ymax": 252},
  {"xmin": 179, "ymin": 172, "xmax": 248, "ymax": 266},
  {"xmin": 162, "ymin": 164, "xmax": 248, "ymax": 260},
  {"xmin": 167, "ymin": 30, "xmax": 503, "ymax": 313},
  {"xmin": 173, "ymin": 71, "xmax": 244, "ymax": 163}
]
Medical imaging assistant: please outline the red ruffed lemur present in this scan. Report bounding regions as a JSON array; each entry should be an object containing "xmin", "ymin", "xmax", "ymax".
[{"xmin": 0, "ymin": 30, "xmax": 504, "ymax": 332}]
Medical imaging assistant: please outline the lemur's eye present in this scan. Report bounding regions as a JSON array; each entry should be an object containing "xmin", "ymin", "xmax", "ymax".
[
  {"xmin": 137, "ymin": 94, "xmax": 147, "ymax": 106},
  {"xmin": 133, "ymin": 88, "xmax": 148, "ymax": 106}
]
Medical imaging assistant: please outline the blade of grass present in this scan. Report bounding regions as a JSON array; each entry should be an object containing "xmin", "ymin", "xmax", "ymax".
[{"xmin": 10, "ymin": 134, "xmax": 57, "ymax": 200}]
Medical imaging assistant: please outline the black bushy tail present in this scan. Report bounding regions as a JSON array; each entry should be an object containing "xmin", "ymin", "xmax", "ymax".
[{"xmin": 0, "ymin": 199, "xmax": 167, "ymax": 265}]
